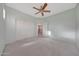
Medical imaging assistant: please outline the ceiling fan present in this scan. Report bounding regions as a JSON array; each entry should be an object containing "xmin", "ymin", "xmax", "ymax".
[{"xmin": 33, "ymin": 3, "xmax": 51, "ymax": 16}]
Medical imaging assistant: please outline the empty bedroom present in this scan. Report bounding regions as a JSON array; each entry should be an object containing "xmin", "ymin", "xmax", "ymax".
[{"xmin": 0, "ymin": 3, "xmax": 79, "ymax": 56}]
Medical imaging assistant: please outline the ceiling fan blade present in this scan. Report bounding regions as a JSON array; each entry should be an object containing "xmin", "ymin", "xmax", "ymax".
[
  {"xmin": 42, "ymin": 3, "xmax": 48, "ymax": 10},
  {"xmin": 41, "ymin": 12, "xmax": 44, "ymax": 16},
  {"xmin": 35, "ymin": 11, "xmax": 40, "ymax": 14},
  {"xmin": 43, "ymin": 10, "xmax": 51, "ymax": 12},
  {"xmin": 40, "ymin": 6, "xmax": 43, "ymax": 9},
  {"xmin": 33, "ymin": 7, "xmax": 40, "ymax": 10}
]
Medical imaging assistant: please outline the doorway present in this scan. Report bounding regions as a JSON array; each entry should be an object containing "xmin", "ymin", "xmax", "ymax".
[{"xmin": 37, "ymin": 23, "xmax": 48, "ymax": 37}]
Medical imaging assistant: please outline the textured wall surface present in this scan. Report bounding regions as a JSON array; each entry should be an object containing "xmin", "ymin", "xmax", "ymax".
[
  {"xmin": 0, "ymin": 4, "xmax": 5, "ymax": 55},
  {"xmin": 44, "ymin": 8, "xmax": 76, "ymax": 42},
  {"xmin": 76, "ymin": 4, "xmax": 79, "ymax": 49}
]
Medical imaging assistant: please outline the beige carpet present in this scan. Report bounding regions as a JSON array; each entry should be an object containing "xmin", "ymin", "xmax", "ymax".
[{"xmin": 3, "ymin": 37, "xmax": 79, "ymax": 56}]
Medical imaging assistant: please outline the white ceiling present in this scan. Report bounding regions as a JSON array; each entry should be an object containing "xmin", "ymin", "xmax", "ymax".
[{"xmin": 6, "ymin": 3, "xmax": 77, "ymax": 18}]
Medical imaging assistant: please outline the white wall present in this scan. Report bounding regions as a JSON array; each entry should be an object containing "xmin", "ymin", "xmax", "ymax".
[
  {"xmin": 5, "ymin": 6, "xmax": 16, "ymax": 44},
  {"xmin": 44, "ymin": 8, "xmax": 76, "ymax": 42},
  {"xmin": 16, "ymin": 15, "xmax": 37, "ymax": 40},
  {"xmin": 5, "ymin": 6, "xmax": 40, "ymax": 44},
  {"xmin": 0, "ymin": 4, "xmax": 5, "ymax": 55},
  {"xmin": 76, "ymin": 4, "xmax": 79, "ymax": 48}
]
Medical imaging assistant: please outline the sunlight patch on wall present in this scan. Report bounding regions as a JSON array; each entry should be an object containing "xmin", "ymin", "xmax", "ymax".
[
  {"xmin": 45, "ymin": 30, "xmax": 52, "ymax": 37},
  {"xmin": 3, "ymin": 8, "xmax": 5, "ymax": 20}
]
